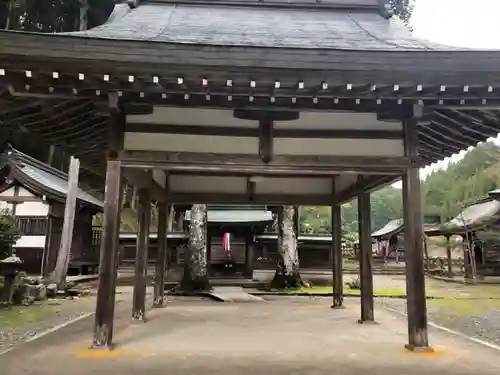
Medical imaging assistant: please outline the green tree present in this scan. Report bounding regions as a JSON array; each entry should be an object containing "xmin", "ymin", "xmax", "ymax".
[
  {"xmin": 390, "ymin": 0, "xmax": 415, "ymax": 27},
  {"xmin": 0, "ymin": 208, "xmax": 21, "ymax": 259}
]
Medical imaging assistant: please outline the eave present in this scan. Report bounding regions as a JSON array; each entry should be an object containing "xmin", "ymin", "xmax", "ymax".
[{"xmin": 2, "ymin": 31, "xmax": 500, "ymax": 86}]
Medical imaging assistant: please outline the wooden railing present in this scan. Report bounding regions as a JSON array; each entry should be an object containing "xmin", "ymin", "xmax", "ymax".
[{"xmin": 15, "ymin": 217, "xmax": 47, "ymax": 235}]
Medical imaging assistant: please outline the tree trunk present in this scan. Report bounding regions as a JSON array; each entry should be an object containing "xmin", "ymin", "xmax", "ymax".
[
  {"xmin": 79, "ymin": 0, "xmax": 88, "ymax": 31},
  {"xmin": 50, "ymin": 156, "xmax": 80, "ymax": 289},
  {"xmin": 179, "ymin": 204, "xmax": 210, "ymax": 291},
  {"xmin": 271, "ymin": 206, "xmax": 305, "ymax": 289}
]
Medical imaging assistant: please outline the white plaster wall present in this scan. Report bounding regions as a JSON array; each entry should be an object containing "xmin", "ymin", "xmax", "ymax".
[
  {"xmin": 127, "ymin": 107, "xmax": 401, "ymax": 131},
  {"xmin": 0, "ymin": 186, "xmax": 16, "ymax": 196},
  {"xmin": 254, "ymin": 177, "xmax": 333, "ymax": 195},
  {"xmin": 170, "ymin": 176, "xmax": 247, "ymax": 194},
  {"xmin": 276, "ymin": 112, "xmax": 403, "ymax": 130},
  {"xmin": 17, "ymin": 187, "xmax": 35, "ymax": 196},
  {"xmin": 274, "ymin": 138, "xmax": 404, "ymax": 157},
  {"xmin": 13, "ymin": 235, "xmax": 46, "ymax": 248},
  {"xmin": 124, "ymin": 133, "xmax": 259, "ymax": 154},
  {"xmin": 127, "ymin": 106, "xmax": 258, "ymax": 127},
  {"xmin": 16, "ymin": 201, "xmax": 49, "ymax": 217}
]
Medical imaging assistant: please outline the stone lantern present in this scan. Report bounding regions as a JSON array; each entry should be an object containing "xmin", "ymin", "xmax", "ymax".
[{"xmin": 0, "ymin": 251, "xmax": 23, "ymax": 306}]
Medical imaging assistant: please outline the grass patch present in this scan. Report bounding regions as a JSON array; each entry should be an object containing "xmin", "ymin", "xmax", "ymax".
[
  {"xmin": 427, "ymin": 298, "xmax": 500, "ymax": 317},
  {"xmin": 0, "ymin": 302, "xmax": 61, "ymax": 330}
]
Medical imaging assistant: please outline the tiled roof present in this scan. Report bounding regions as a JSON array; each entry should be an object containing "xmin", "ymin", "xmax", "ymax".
[
  {"xmin": 1, "ymin": 147, "xmax": 103, "ymax": 211},
  {"xmin": 70, "ymin": 3, "xmax": 453, "ymax": 51}
]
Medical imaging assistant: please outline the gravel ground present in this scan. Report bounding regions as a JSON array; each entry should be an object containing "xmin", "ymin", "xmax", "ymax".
[
  {"xmin": 377, "ymin": 279, "xmax": 500, "ymax": 347},
  {"xmin": 0, "ymin": 286, "xmax": 135, "ymax": 353}
]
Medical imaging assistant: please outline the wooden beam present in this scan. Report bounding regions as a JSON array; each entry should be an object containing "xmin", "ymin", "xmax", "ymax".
[
  {"xmin": 121, "ymin": 151, "xmax": 411, "ymax": 172},
  {"xmin": 434, "ymin": 110, "xmax": 494, "ymax": 139},
  {"xmin": 153, "ymin": 200, "xmax": 168, "ymax": 308},
  {"xmin": 358, "ymin": 188, "xmax": 374, "ymax": 323},
  {"xmin": 402, "ymin": 110, "xmax": 432, "ymax": 352},
  {"xmin": 125, "ymin": 123, "xmax": 403, "ymax": 139},
  {"xmin": 449, "ymin": 109, "xmax": 500, "ymax": 133},
  {"xmin": 91, "ymin": 159, "xmax": 122, "ymax": 349},
  {"xmin": 164, "ymin": 192, "xmax": 339, "ymax": 206},
  {"xmin": 123, "ymin": 168, "xmax": 166, "ymax": 202},
  {"xmin": 335, "ymin": 175, "xmax": 399, "ymax": 205},
  {"xmin": 258, "ymin": 118, "xmax": 273, "ymax": 163},
  {"xmin": 123, "ymin": 162, "xmax": 396, "ymax": 177},
  {"xmin": 132, "ymin": 187, "xmax": 151, "ymax": 322},
  {"xmin": 331, "ymin": 203, "xmax": 343, "ymax": 309},
  {"xmin": 0, "ymin": 195, "xmax": 45, "ymax": 202},
  {"xmin": 420, "ymin": 123, "xmax": 470, "ymax": 149},
  {"xmin": 432, "ymin": 113, "xmax": 487, "ymax": 142}
]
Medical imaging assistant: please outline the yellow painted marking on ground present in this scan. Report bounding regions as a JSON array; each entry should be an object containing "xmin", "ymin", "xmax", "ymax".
[
  {"xmin": 74, "ymin": 348, "xmax": 130, "ymax": 359},
  {"xmin": 399, "ymin": 347, "xmax": 445, "ymax": 358}
]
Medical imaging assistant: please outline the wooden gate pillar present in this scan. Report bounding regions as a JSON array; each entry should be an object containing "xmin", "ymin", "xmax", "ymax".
[
  {"xmin": 402, "ymin": 108, "xmax": 432, "ymax": 351},
  {"xmin": 91, "ymin": 159, "xmax": 122, "ymax": 349},
  {"xmin": 358, "ymin": 190, "xmax": 374, "ymax": 322},
  {"xmin": 132, "ymin": 187, "xmax": 151, "ymax": 321},
  {"xmin": 91, "ymin": 99, "xmax": 124, "ymax": 350},
  {"xmin": 331, "ymin": 204, "xmax": 343, "ymax": 308},
  {"xmin": 153, "ymin": 201, "xmax": 168, "ymax": 308}
]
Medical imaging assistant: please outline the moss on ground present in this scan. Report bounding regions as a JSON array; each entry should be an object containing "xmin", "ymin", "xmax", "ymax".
[
  {"xmin": 285, "ymin": 286, "xmax": 408, "ymax": 296},
  {"xmin": 0, "ymin": 302, "xmax": 59, "ymax": 330}
]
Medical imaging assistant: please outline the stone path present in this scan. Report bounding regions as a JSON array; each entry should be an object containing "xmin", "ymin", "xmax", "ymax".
[
  {"xmin": 2, "ymin": 296, "xmax": 500, "ymax": 375},
  {"xmin": 209, "ymin": 286, "xmax": 265, "ymax": 302}
]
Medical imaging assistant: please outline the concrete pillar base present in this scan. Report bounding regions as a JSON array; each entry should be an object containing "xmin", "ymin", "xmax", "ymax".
[
  {"xmin": 330, "ymin": 303, "xmax": 345, "ymax": 309},
  {"xmin": 404, "ymin": 344, "xmax": 434, "ymax": 353},
  {"xmin": 357, "ymin": 319, "xmax": 377, "ymax": 325}
]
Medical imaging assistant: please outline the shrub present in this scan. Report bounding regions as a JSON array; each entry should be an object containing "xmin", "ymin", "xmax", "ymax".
[
  {"xmin": 0, "ymin": 208, "xmax": 21, "ymax": 259},
  {"xmin": 345, "ymin": 277, "xmax": 361, "ymax": 290}
]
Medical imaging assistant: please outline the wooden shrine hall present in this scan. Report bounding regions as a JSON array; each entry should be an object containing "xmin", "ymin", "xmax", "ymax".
[{"xmin": 2, "ymin": 0, "xmax": 500, "ymax": 353}]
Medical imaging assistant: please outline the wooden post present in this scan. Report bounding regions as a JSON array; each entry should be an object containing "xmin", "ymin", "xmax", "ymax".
[
  {"xmin": 132, "ymin": 188, "xmax": 151, "ymax": 321},
  {"xmin": 153, "ymin": 201, "xmax": 168, "ymax": 308},
  {"xmin": 402, "ymin": 110, "xmax": 432, "ymax": 352},
  {"xmin": 52, "ymin": 156, "xmax": 80, "ymax": 289},
  {"xmin": 41, "ymin": 215, "xmax": 54, "ymax": 277},
  {"xmin": 446, "ymin": 235, "xmax": 453, "ymax": 277},
  {"xmin": 423, "ymin": 235, "xmax": 430, "ymax": 272},
  {"xmin": 79, "ymin": 0, "xmax": 88, "ymax": 31},
  {"xmin": 47, "ymin": 145, "xmax": 56, "ymax": 166},
  {"xmin": 244, "ymin": 234, "xmax": 255, "ymax": 279},
  {"xmin": 358, "ymin": 190, "xmax": 374, "ymax": 322},
  {"xmin": 91, "ymin": 159, "xmax": 122, "ymax": 349},
  {"xmin": 331, "ymin": 204, "xmax": 344, "ymax": 308}
]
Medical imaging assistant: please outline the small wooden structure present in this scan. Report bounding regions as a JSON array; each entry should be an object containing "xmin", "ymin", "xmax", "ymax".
[
  {"xmin": 0, "ymin": 147, "xmax": 103, "ymax": 275},
  {"xmin": 185, "ymin": 205, "xmax": 272, "ymax": 278},
  {"xmin": 371, "ymin": 219, "xmax": 437, "ymax": 263},
  {"xmin": 371, "ymin": 218, "xmax": 404, "ymax": 261},
  {"xmin": 425, "ymin": 194, "xmax": 500, "ymax": 278},
  {"xmin": 4, "ymin": 0, "xmax": 500, "ymax": 352}
]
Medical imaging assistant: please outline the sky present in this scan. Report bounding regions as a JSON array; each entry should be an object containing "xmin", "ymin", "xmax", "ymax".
[{"xmin": 394, "ymin": 0, "xmax": 500, "ymax": 183}]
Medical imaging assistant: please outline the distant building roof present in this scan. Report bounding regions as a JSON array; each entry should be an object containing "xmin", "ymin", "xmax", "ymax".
[
  {"xmin": 256, "ymin": 234, "xmax": 332, "ymax": 242},
  {"xmin": 185, "ymin": 205, "xmax": 273, "ymax": 223},
  {"xmin": 0, "ymin": 147, "xmax": 103, "ymax": 212},
  {"xmin": 371, "ymin": 218, "xmax": 404, "ymax": 239},
  {"xmin": 426, "ymin": 198, "xmax": 500, "ymax": 237}
]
